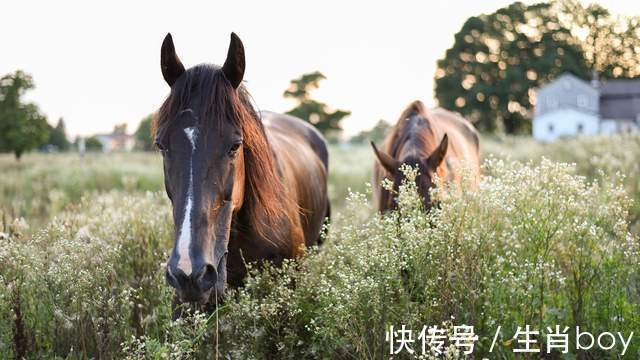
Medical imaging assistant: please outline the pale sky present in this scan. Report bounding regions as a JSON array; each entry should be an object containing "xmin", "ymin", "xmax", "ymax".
[{"xmin": 1, "ymin": 0, "xmax": 638, "ymax": 138}]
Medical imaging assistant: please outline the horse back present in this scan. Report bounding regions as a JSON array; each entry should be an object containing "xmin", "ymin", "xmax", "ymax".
[
  {"xmin": 260, "ymin": 111, "xmax": 329, "ymax": 249},
  {"xmin": 428, "ymin": 107, "xmax": 481, "ymax": 182}
]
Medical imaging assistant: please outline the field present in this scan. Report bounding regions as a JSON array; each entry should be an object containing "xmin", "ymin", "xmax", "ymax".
[{"xmin": 1, "ymin": 135, "xmax": 640, "ymax": 358}]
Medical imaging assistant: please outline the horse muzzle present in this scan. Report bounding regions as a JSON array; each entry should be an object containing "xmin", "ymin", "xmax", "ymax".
[
  {"xmin": 166, "ymin": 253, "xmax": 228, "ymax": 304},
  {"xmin": 166, "ymin": 262, "xmax": 218, "ymax": 303}
]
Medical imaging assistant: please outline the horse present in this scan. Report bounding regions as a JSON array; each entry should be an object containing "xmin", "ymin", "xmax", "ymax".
[
  {"xmin": 153, "ymin": 33, "xmax": 330, "ymax": 305},
  {"xmin": 370, "ymin": 100, "xmax": 480, "ymax": 212}
]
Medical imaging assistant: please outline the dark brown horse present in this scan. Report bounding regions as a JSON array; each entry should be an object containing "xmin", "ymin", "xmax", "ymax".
[
  {"xmin": 154, "ymin": 33, "xmax": 330, "ymax": 305},
  {"xmin": 371, "ymin": 100, "xmax": 480, "ymax": 212}
]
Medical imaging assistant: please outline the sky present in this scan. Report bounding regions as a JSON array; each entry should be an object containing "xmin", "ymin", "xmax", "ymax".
[{"xmin": 1, "ymin": 0, "xmax": 639, "ymax": 138}]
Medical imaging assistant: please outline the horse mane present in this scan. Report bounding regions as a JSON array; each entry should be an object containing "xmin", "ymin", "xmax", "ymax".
[
  {"xmin": 385, "ymin": 100, "xmax": 440, "ymax": 159},
  {"xmin": 152, "ymin": 64, "xmax": 291, "ymax": 247}
]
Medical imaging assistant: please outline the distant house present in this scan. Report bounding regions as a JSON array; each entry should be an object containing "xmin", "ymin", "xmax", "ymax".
[
  {"xmin": 94, "ymin": 127, "xmax": 135, "ymax": 152},
  {"xmin": 533, "ymin": 72, "xmax": 640, "ymax": 142}
]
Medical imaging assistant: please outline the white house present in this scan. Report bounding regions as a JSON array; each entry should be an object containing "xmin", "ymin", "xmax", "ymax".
[
  {"xmin": 95, "ymin": 127, "xmax": 135, "ymax": 152},
  {"xmin": 533, "ymin": 72, "xmax": 640, "ymax": 142}
]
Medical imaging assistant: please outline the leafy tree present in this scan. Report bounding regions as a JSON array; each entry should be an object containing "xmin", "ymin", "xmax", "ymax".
[
  {"xmin": 349, "ymin": 120, "xmax": 391, "ymax": 144},
  {"xmin": 435, "ymin": 1, "xmax": 640, "ymax": 134},
  {"xmin": 85, "ymin": 136, "xmax": 103, "ymax": 152},
  {"xmin": 48, "ymin": 117, "xmax": 70, "ymax": 151},
  {"xmin": 560, "ymin": 0, "xmax": 640, "ymax": 78},
  {"xmin": 435, "ymin": 2, "xmax": 589, "ymax": 134},
  {"xmin": 0, "ymin": 70, "xmax": 49, "ymax": 160},
  {"xmin": 134, "ymin": 114, "xmax": 153, "ymax": 151},
  {"xmin": 284, "ymin": 71, "xmax": 351, "ymax": 140}
]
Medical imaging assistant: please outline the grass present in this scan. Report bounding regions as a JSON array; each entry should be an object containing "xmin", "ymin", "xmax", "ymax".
[
  {"xmin": 0, "ymin": 135, "xmax": 639, "ymax": 358},
  {"xmin": 0, "ymin": 153, "xmax": 163, "ymax": 229}
]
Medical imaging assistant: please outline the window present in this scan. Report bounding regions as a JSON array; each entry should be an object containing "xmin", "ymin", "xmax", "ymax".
[
  {"xmin": 546, "ymin": 97, "xmax": 558, "ymax": 109},
  {"xmin": 577, "ymin": 123, "xmax": 584, "ymax": 133},
  {"xmin": 577, "ymin": 95, "xmax": 588, "ymax": 108},
  {"xmin": 548, "ymin": 124, "xmax": 554, "ymax": 133}
]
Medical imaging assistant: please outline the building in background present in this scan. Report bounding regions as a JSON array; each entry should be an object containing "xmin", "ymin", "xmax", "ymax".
[
  {"xmin": 533, "ymin": 72, "xmax": 640, "ymax": 142},
  {"xmin": 94, "ymin": 124, "xmax": 135, "ymax": 152}
]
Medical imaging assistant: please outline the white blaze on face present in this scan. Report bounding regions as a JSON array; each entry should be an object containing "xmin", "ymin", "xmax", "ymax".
[{"xmin": 176, "ymin": 126, "xmax": 198, "ymax": 275}]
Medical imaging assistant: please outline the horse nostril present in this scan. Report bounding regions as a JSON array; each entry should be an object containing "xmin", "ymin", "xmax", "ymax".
[
  {"xmin": 165, "ymin": 267, "xmax": 180, "ymax": 289},
  {"xmin": 195, "ymin": 263, "xmax": 218, "ymax": 293}
]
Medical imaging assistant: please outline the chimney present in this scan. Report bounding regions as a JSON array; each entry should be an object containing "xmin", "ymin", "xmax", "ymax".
[{"xmin": 591, "ymin": 69, "xmax": 600, "ymax": 89}]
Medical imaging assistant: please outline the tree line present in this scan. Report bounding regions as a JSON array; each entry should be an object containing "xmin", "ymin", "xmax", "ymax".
[{"xmin": 2, "ymin": 0, "xmax": 638, "ymax": 158}]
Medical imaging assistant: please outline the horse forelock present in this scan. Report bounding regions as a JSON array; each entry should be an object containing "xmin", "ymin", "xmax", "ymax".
[
  {"xmin": 387, "ymin": 101, "xmax": 441, "ymax": 160},
  {"xmin": 153, "ymin": 64, "xmax": 293, "ymax": 252}
]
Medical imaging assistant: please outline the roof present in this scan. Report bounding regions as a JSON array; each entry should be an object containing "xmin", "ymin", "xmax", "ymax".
[
  {"xmin": 535, "ymin": 73, "xmax": 599, "ymax": 117},
  {"xmin": 535, "ymin": 72, "xmax": 640, "ymax": 122},
  {"xmin": 599, "ymin": 79, "xmax": 640, "ymax": 121},
  {"xmin": 536, "ymin": 73, "xmax": 599, "ymax": 98},
  {"xmin": 599, "ymin": 79, "xmax": 640, "ymax": 96}
]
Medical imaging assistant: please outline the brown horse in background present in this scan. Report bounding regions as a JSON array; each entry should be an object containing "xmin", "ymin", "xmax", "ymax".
[
  {"xmin": 371, "ymin": 100, "xmax": 480, "ymax": 212},
  {"xmin": 154, "ymin": 33, "xmax": 330, "ymax": 306}
]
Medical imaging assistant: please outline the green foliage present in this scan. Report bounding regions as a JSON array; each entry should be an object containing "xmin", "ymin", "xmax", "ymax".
[
  {"xmin": 0, "ymin": 192, "xmax": 174, "ymax": 358},
  {"xmin": 47, "ymin": 118, "xmax": 70, "ymax": 151},
  {"xmin": 349, "ymin": 119, "xmax": 391, "ymax": 144},
  {"xmin": 284, "ymin": 71, "xmax": 351, "ymax": 140},
  {"xmin": 215, "ymin": 160, "xmax": 638, "ymax": 358},
  {"xmin": 559, "ymin": 0, "xmax": 640, "ymax": 78},
  {"xmin": 435, "ymin": 1, "xmax": 640, "ymax": 135},
  {"xmin": 85, "ymin": 136, "xmax": 103, "ymax": 152},
  {"xmin": 0, "ymin": 71, "xmax": 49, "ymax": 160},
  {"xmin": 134, "ymin": 114, "xmax": 154, "ymax": 151},
  {"xmin": 1, "ymin": 135, "xmax": 640, "ymax": 358},
  {"xmin": 327, "ymin": 143, "xmax": 373, "ymax": 212},
  {"xmin": 483, "ymin": 133, "xmax": 640, "ymax": 231},
  {"xmin": 435, "ymin": 2, "xmax": 588, "ymax": 134},
  {"xmin": 0, "ymin": 153, "xmax": 163, "ymax": 226}
]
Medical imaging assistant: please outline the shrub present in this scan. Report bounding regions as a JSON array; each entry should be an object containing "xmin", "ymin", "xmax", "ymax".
[
  {"xmin": 483, "ymin": 134, "xmax": 640, "ymax": 230},
  {"xmin": 1, "ymin": 137, "xmax": 639, "ymax": 359},
  {"xmin": 212, "ymin": 159, "xmax": 640, "ymax": 358},
  {"xmin": 0, "ymin": 192, "xmax": 174, "ymax": 358}
]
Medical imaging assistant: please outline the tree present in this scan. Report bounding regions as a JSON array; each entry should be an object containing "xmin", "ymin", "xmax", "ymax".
[
  {"xmin": 0, "ymin": 71, "xmax": 49, "ymax": 160},
  {"xmin": 435, "ymin": 2, "xmax": 589, "ymax": 134},
  {"xmin": 559, "ymin": 0, "xmax": 640, "ymax": 79},
  {"xmin": 48, "ymin": 117, "xmax": 70, "ymax": 151},
  {"xmin": 349, "ymin": 120, "xmax": 391, "ymax": 144},
  {"xmin": 134, "ymin": 114, "xmax": 153, "ymax": 151},
  {"xmin": 284, "ymin": 71, "xmax": 351, "ymax": 140},
  {"xmin": 436, "ymin": 1, "xmax": 640, "ymax": 134},
  {"xmin": 85, "ymin": 136, "xmax": 103, "ymax": 152}
]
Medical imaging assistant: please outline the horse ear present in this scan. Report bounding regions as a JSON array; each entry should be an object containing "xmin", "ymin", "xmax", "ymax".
[
  {"xmin": 425, "ymin": 133, "xmax": 448, "ymax": 171},
  {"xmin": 371, "ymin": 141, "xmax": 399, "ymax": 174},
  {"xmin": 222, "ymin": 32, "xmax": 245, "ymax": 89},
  {"xmin": 161, "ymin": 33, "xmax": 185, "ymax": 87}
]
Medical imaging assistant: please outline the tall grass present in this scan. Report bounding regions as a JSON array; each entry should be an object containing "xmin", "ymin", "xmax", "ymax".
[
  {"xmin": 0, "ymin": 153, "xmax": 163, "ymax": 227},
  {"xmin": 213, "ymin": 160, "xmax": 639, "ymax": 358},
  {"xmin": 483, "ymin": 134, "xmax": 640, "ymax": 230},
  {"xmin": 0, "ymin": 135, "xmax": 639, "ymax": 358},
  {"xmin": 0, "ymin": 192, "xmax": 175, "ymax": 358}
]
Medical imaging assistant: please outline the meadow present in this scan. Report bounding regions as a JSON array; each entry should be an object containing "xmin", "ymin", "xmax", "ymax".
[{"xmin": 1, "ymin": 135, "xmax": 639, "ymax": 359}]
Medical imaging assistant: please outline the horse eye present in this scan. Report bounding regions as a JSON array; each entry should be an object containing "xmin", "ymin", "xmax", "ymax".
[{"xmin": 228, "ymin": 141, "xmax": 242, "ymax": 156}]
